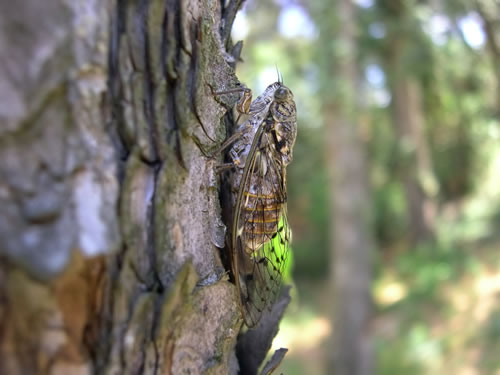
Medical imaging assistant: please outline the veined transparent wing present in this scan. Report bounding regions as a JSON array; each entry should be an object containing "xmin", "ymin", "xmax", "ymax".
[{"xmin": 231, "ymin": 123, "xmax": 292, "ymax": 328}]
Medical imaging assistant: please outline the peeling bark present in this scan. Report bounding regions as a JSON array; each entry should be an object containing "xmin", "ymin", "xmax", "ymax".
[{"xmin": 0, "ymin": 0, "xmax": 284, "ymax": 374}]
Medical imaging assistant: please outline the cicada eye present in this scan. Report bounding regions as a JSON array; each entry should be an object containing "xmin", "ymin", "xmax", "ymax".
[{"xmin": 274, "ymin": 87, "xmax": 289, "ymax": 101}]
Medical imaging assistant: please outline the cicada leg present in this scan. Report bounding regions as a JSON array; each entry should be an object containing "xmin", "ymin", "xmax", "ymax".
[
  {"xmin": 213, "ymin": 87, "xmax": 252, "ymax": 115},
  {"xmin": 213, "ymin": 139, "xmax": 245, "ymax": 173},
  {"xmin": 215, "ymin": 163, "xmax": 236, "ymax": 174},
  {"xmin": 204, "ymin": 86, "xmax": 254, "ymax": 167},
  {"xmin": 194, "ymin": 118, "xmax": 246, "ymax": 162}
]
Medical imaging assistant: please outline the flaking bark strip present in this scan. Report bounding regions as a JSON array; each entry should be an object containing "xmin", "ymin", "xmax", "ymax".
[
  {"xmin": 236, "ymin": 287, "xmax": 292, "ymax": 375},
  {"xmin": 260, "ymin": 348, "xmax": 288, "ymax": 375},
  {"xmin": 149, "ymin": 261, "xmax": 199, "ymax": 373},
  {"xmin": 147, "ymin": 0, "xmax": 167, "ymax": 84},
  {"xmin": 130, "ymin": 71, "xmax": 157, "ymax": 162},
  {"xmin": 164, "ymin": 2, "xmax": 179, "ymax": 81},
  {"xmin": 119, "ymin": 151, "xmax": 156, "ymax": 286},
  {"xmin": 122, "ymin": 293, "xmax": 156, "ymax": 374}
]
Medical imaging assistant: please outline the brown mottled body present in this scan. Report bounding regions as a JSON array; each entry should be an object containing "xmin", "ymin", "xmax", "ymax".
[{"xmin": 227, "ymin": 82, "xmax": 297, "ymax": 327}]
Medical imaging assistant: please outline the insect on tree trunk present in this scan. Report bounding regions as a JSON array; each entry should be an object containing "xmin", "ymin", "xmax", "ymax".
[{"xmin": 0, "ymin": 0, "xmax": 286, "ymax": 374}]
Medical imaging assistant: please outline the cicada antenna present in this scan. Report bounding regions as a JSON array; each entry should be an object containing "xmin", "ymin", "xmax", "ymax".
[{"xmin": 275, "ymin": 64, "xmax": 282, "ymax": 84}]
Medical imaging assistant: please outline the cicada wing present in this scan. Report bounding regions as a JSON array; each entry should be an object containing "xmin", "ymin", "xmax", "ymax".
[
  {"xmin": 238, "ymin": 220, "xmax": 291, "ymax": 328},
  {"xmin": 232, "ymin": 132, "xmax": 291, "ymax": 328}
]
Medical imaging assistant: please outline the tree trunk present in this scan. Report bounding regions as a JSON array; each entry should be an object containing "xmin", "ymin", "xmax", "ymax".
[
  {"xmin": 475, "ymin": 0, "xmax": 500, "ymax": 114},
  {"xmin": 390, "ymin": 76, "xmax": 436, "ymax": 244},
  {"xmin": 383, "ymin": 0, "xmax": 436, "ymax": 245},
  {"xmin": 0, "ymin": 1, "xmax": 278, "ymax": 374},
  {"xmin": 316, "ymin": 0, "xmax": 375, "ymax": 373}
]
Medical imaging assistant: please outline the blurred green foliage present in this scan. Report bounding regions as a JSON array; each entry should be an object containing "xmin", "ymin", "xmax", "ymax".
[{"xmin": 233, "ymin": 0, "xmax": 500, "ymax": 373}]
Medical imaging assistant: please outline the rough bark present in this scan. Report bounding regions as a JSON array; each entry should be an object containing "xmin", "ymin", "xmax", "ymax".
[
  {"xmin": 0, "ymin": 0, "xmax": 278, "ymax": 374},
  {"xmin": 0, "ymin": 1, "xmax": 118, "ymax": 373},
  {"xmin": 320, "ymin": 1, "xmax": 375, "ymax": 374}
]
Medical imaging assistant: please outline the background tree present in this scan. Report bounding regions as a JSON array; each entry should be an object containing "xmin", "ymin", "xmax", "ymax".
[
  {"xmin": 233, "ymin": 0, "xmax": 500, "ymax": 373},
  {"xmin": 314, "ymin": 0, "xmax": 375, "ymax": 373},
  {"xmin": 378, "ymin": 0, "xmax": 437, "ymax": 245},
  {"xmin": 474, "ymin": 0, "xmax": 500, "ymax": 112}
]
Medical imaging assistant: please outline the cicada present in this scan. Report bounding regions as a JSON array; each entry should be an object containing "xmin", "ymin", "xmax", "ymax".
[{"xmin": 219, "ymin": 80, "xmax": 297, "ymax": 327}]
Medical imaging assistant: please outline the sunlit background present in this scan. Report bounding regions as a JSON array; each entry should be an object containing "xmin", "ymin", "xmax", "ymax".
[{"xmin": 233, "ymin": 0, "xmax": 500, "ymax": 374}]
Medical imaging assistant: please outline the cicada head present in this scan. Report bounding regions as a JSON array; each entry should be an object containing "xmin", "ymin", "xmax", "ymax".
[{"xmin": 274, "ymin": 85, "xmax": 293, "ymax": 103}]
